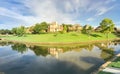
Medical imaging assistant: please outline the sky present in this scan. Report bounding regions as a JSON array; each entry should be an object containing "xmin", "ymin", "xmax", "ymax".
[{"xmin": 0, "ymin": 0, "xmax": 120, "ymax": 29}]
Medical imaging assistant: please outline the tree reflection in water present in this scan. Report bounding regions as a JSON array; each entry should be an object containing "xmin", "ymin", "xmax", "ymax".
[
  {"xmin": 95, "ymin": 42, "xmax": 115, "ymax": 61},
  {"xmin": 29, "ymin": 46, "xmax": 49, "ymax": 56},
  {"xmin": 0, "ymin": 41, "xmax": 12, "ymax": 46},
  {"xmin": 11, "ymin": 43, "xmax": 28, "ymax": 54},
  {"xmin": 5, "ymin": 41, "xmax": 119, "ymax": 61}
]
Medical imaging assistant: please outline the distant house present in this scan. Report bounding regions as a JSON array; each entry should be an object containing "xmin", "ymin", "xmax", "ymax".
[
  {"xmin": 48, "ymin": 48, "xmax": 63, "ymax": 58},
  {"xmin": 25, "ymin": 27, "xmax": 33, "ymax": 34},
  {"xmin": 95, "ymin": 26, "xmax": 102, "ymax": 32},
  {"xmin": 47, "ymin": 22, "xmax": 63, "ymax": 32},
  {"xmin": 114, "ymin": 27, "xmax": 120, "ymax": 33},
  {"xmin": 26, "ymin": 27, "xmax": 31, "ymax": 34},
  {"xmin": 68, "ymin": 24, "xmax": 82, "ymax": 32}
]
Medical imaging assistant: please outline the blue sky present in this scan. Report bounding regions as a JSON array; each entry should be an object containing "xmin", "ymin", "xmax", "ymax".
[{"xmin": 0, "ymin": 0, "xmax": 120, "ymax": 29}]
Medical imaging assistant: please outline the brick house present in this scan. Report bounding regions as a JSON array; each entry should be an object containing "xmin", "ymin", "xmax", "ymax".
[
  {"xmin": 47, "ymin": 22, "xmax": 63, "ymax": 32},
  {"xmin": 68, "ymin": 24, "xmax": 83, "ymax": 32}
]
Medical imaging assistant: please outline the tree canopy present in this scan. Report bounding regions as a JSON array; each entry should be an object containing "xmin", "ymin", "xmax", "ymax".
[
  {"xmin": 32, "ymin": 22, "xmax": 48, "ymax": 34},
  {"xmin": 100, "ymin": 18, "xmax": 115, "ymax": 38},
  {"xmin": 11, "ymin": 26, "xmax": 26, "ymax": 36},
  {"xmin": 82, "ymin": 25, "xmax": 93, "ymax": 36},
  {"xmin": 100, "ymin": 18, "xmax": 115, "ymax": 33}
]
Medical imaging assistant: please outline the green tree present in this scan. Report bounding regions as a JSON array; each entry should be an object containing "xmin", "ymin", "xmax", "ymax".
[
  {"xmin": 33, "ymin": 23, "xmax": 41, "ymax": 34},
  {"xmin": 28, "ymin": 26, "xmax": 34, "ymax": 34},
  {"xmin": 100, "ymin": 18, "xmax": 115, "ymax": 38},
  {"xmin": 62, "ymin": 24, "xmax": 67, "ymax": 33},
  {"xmin": 32, "ymin": 22, "xmax": 48, "ymax": 34},
  {"xmin": 16, "ymin": 26, "xmax": 26, "ymax": 36},
  {"xmin": 82, "ymin": 25, "xmax": 93, "ymax": 37},
  {"xmin": 12, "ymin": 28, "xmax": 17, "ymax": 35},
  {"xmin": 40, "ymin": 22, "xmax": 48, "ymax": 32},
  {"xmin": 66, "ymin": 24, "xmax": 72, "ymax": 32},
  {"xmin": 0, "ymin": 29, "xmax": 12, "ymax": 35}
]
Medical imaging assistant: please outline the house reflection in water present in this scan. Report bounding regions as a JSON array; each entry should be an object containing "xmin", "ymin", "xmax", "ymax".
[{"xmin": 48, "ymin": 48, "xmax": 63, "ymax": 58}]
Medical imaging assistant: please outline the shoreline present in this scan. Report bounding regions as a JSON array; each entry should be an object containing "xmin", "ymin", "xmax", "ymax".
[
  {"xmin": 1, "ymin": 38, "xmax": 120, "ymax": 46},
  {"xmin": 95, "ymin": 54, "xmax": 120, "ymax": 74}
]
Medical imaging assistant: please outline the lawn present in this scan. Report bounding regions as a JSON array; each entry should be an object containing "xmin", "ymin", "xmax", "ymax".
[
  {"xmin": 108, "ymin": 57, "xmax": 120, "ymax": 68},
  {"xmin": 98, "ymin": 71, "xmax": 113, "ymax": 74},
  {"xmin": 0, "ymin": 32, "xmax": 118, "ymax": 43}
]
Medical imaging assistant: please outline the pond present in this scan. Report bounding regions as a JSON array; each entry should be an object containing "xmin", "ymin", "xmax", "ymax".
[{"xmin": 0, "ymin": 41, "xmax": 120, "ymax": 74}]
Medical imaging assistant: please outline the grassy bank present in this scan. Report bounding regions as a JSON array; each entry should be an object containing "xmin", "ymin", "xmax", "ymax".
[
  {"xmin": 108, "ymin": 57, "xmax": 120, "ymax": 68},
  {"xmin": 0, "ymin": 32, "xmax": 118, "ymax": 43}
]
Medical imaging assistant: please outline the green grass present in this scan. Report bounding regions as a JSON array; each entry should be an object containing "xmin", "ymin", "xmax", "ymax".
[
  {"xmin": 108, "ymin": 57, "xmax": 120, "ymax": 68},
  {"xmin": 98, "ymin": 71, "xmax": 113, "ymax": 74},
  {"xmin": 0, "ymin": 32, "xmax": 118, "ymax": 43},
  {"xmin": 113, "ymin": 57, "xmax": 120, "ymax": 62}
]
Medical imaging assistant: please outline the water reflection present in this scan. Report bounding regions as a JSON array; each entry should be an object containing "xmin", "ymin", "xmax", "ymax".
[
  {"xmin": 0, "ymin": 41, "xmax": 12, "ymax": 46},
  {"xmin": 48, "ymin": 48, "xmax": 63, "ymax": 58},
  {"xmin": 29, "ymin": 46, "xmax": 49, "ymax": 56},
  {"xmin": 1, "ymin": 41, "xmax": 118, "ymax": 60},
  {"xmin": 11, "ymin": 43, "xmax": 27, "ymax": 54},
  {"xmin": 0, "ymin": 41, "xmax": 120, "ymax": 74},
  {"xmin": 95, "ymin": 43, "xmax": 115, "ymax": 61}
]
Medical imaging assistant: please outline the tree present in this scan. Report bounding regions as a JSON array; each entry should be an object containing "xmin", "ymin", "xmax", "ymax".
[
  {"xmin": 0, "ymin": 29, "xmax": 12, "ymax": 35},
  {"xmin": 100, "ymin": 18, "xmax": 115, "ymax": 38},
  {"xmin": 33, "ymin": 23, "xmax": 41, "ymax": 34},
  {"xmin": 66, "ymin": 24, "xmax": 72, "ymax": 32},
  {"xmin": 82, "ymin": 25, "xmax": 93, "ymax": 37},
  {"xmin": 40, "ymin": 22, "xmax": 48, "ymax": 32},
  {"xmin": 12, "ymin": 28, "xmax": 17, "ymax": 35},
  {"xmin": 32, "ymin": 22, "xmax": 48, "ymax": 34},
  {"xmin": 16, "ymin": 26, "xmax": 26, "ymax": 36},
  {"xmin": 28, "ymin": 26, "xmax": 34, "ymax": 34},
  {"xmin": 62, "ymin": 24, "xmax": 67, "ymax": 33}
]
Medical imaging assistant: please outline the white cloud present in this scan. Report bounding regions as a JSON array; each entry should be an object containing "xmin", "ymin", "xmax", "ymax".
[
  {"xmin": 0, "ymin": 7, "xmax": 41, "ymax": 25},
  {"xmin": 0, "ymin": 0, "xmax": 117, "ymax": 29},
  {"xmin": 95, "ymin": 6, "xmax": 114, "ymax": 16},
  {"xmin": 86, "ymin": 17, "xmax": 94, "ymax": 22},
  {"xmin": 22, "ymin": 0, "xmax": 77, "ymax": 24},
  {"xmin": 105, "ymin": 0, "xmax": 116, "ymax": 4}
]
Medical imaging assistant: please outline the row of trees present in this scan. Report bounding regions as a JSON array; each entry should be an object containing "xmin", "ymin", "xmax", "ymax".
[
  {"xmin": 0, "ymin": 29, "xmax": 12, "ymax": 35},
  {"xmin": 12, "ymin": 26, "xmax": 26, "ymax": 36},
  {"xmin": 82, "ymin": 18, "xmax": 115, "ymax": 38},
  {"xmin": 0, "ymin": 18, "xmax": 115, "ymax": 37},
  {"xmin": 11, "ymin": 22, "xmax": 48, "ymax": 36},
  {"xmin": 0, "ymin": 26, "xmax": 26, "ymax": 36},
  {"xmin": 0, "ymin": 22, "xmax": 48, "ymax": 36}
]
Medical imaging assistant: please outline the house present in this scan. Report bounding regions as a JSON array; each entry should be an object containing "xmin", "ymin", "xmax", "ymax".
[
  {"xmin": 25, "ymin": 26, "xmax": 34, "ymax": 34},
  {"xmin": 48, "ymin": 48, "xmax": 63, "ymax": 58},
  {"xmin": 114, "ymin": 27, "xmax": 120, "ymax": 33},
  {"xmin": 74, "ymin": 24, "xmax": 83, "ymax": 31},
  {"xmin": 47, "ymin": 22, "xmax": 63, "ymax": 32},
  {"xmin": 95, "ymin": 26, "xmax": 102, "ymax": 32},
  {"xmin": 68, "ymin": 24, "xmax": 82, "ymax": 32}
]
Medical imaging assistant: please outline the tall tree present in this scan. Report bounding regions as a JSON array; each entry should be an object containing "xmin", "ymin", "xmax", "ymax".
[
  {"xmin": 62, "ymin": 24, "xmax": 67, "ymax": 33},
  {"xmin": 0, "ymin": 29, "xmax": 12, "ymax": 35},
  {"xmin": 100, "ymin": 18, "xmax": 115, "ymax": 38},
  {"xmin": 82, "ymin": 25, "xmax": 93, "ymax": 37},
  {"xmin": 33, "ymin": 23, "xmax": 41, "ymax": 34},
  {"xmin": 12, "ymin": 28, "xmax": 17, "ymax": 35},
  {"xmin": 16, "ymin": 26, "xmax": 26, "ymax": 36},
  {"xmin": 40, "ymin": 22, "xmax": 48, "ymax": 32}
]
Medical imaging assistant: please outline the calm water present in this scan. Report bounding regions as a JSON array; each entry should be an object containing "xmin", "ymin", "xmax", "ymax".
[{"xmin": 0, "ymin": 41, "xmax": 120, "ymax": 74}]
